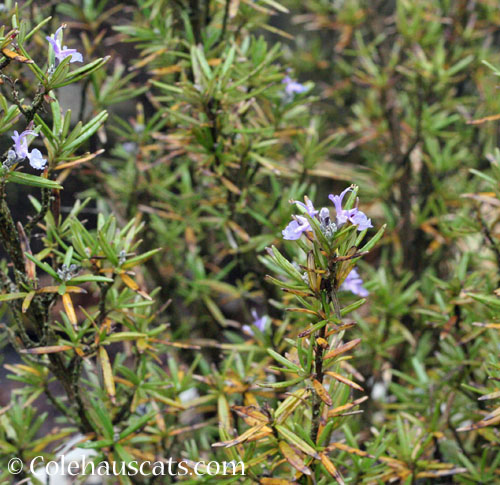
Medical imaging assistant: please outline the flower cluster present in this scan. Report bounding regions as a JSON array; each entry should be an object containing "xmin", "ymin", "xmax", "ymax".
[
  {"xmin": 282, "ymin": 187, "xmax": 373, "ymax": 298},
  {"xmin": 4, "ymin": 26, "xmax": 84, "ymax": 172},
  {"xmin": 282, "ymin": 187, "xmax": 372, "ymax": 241},
  {"xmin": 282, "ymin": 75, "xmax": 306, "ymax": 95},
  {"xmin": 10, "ymin": 130, "xmax": 47, "ymax": 170},
  {"xmin": 329, "ymin": 187, "xmax": 372, "ymax": 231},
  {"xmin": 340, "ymin": 267, "xmax": 369, "ymax": 297},
  {"xmin": 56, "ymin": 264, "xmax": 80, "ymax": 282},
  {"xmin": 242, "ymin": 309, "xmax": 268, "ymax": 335},
  {"xmin": 46, "ymin": 26, "xmax": 83, "ymax": 64}
]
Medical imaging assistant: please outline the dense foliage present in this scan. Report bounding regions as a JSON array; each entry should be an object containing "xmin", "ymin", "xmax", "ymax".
[{"xmin": 1, "ymin": 0, "xmax": 500, "ymax": 483}]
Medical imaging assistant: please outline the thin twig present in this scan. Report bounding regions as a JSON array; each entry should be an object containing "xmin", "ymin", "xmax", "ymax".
[
  {"xmin": 477, "ymin": 209, "xmax": 500, "ymax": 273},
  {"xmin": 25, "ymin": 187, "xmax": 52, "ymax": 236}
]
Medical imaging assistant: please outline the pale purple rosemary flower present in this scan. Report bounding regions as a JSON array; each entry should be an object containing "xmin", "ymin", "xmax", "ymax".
[
  {"xmin": 282, "ymin": 216, "xmax": 310, "ymax": 240},
  {"xmin": 328, "ymin": 187, "xmax": 373, "ymax": 231},
  {"xmin": 243, "ymin": 309, "xmax": 268, "ymax": 335},
  {"xmin": 11, "ymin": 130, "xmax": 47, "ymax": 170},
  {"xmin": 283, "ymin": 76, "xmax": 306, "ymax": 95},
  {"xmin": 349, "ymin": 210, "xmax": 373, "ymax": 231},
  {"xmin": 46, "ymin": 26, "xmax": 83, "ymax": 64},
  {"xmin": 294, "ymin": 198, "xmax": 318, "ymax": 218},
  {"xmin": 340, "ymin": 268, "xmax": 369, "ymax": 297},
  {"xmin": 282, "ymin": 196, "xmax": 317, "ymax": 240}
]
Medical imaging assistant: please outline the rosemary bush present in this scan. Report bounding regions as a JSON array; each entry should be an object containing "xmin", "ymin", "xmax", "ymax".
[{"xmin": 1, "ymin": 1, "xmax": 500, "ymax": 484}]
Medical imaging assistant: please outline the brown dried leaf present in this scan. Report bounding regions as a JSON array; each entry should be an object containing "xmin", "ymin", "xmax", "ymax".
[
  {"xmin": 20, "ymin": 345, "xmax": 72, "ymax": 354},
  {"xmin": 313, "ymin": 379, "xmax": 332, "ymax": 406},
  {"xmin": 1, "ymin": 47, "xmax": 33, "ymax": 63},
  {"xmin": 467, "ymin": 113, "xmax": 500, "ymax": 125},
  {"xmin": 325, "ymin": 322, "xmax": 356, "ymax": 337},
  {"xmin": 325, "ymin": 371, "xmax": 364, "ymax": 391},
  {"xmin": 17, "ymin": 222, "xmax": 35, "ymax": 280},
  {"xmin": 440, "ymin": 315, "xmax": 458, "ymax": 341},
  {"xmin": 233, "ymin": 405, "xmax": 269, "ymax": 426},
  {"xmin": 212, "ymin": 424, "xmax": 270, "ymax": 448},
  {"xmin": 286, "ymin": 308, "xmax": 321, "ymax": 316},
  {"xmin": 55, "ymin": 149, "xmax": 105, "ymax": 170},
  {"xmin": 324, "ymin": 339, "xmax": 361, "ymax": 360},
  {"xmin": 327, "ymin": 441, "xmax": 372, "ymax": 458},
  {"xmin": 457, "ymin": 413, "xmax": 500, "ymax": 431}
]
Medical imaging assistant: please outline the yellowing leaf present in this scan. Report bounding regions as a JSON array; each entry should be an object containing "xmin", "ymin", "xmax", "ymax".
[
  {"xmin": 220, "ymin": 176, "xmax": 241, "ymax": 194},
  {"xmin": 121, "ymin": 272, "xmax": 139, "ymax": 290},
  {"xmin": 121, "ymin": 272, "xmax": 152, "ymax": 301},
  {"xmin": 325, "ymin": 371, "xmax": 364, "ymax": 391},
  {"xmin": 320, "ymin": 453, "xmax": 344, "ymax": 484},
  {"xmin": 37, "ymin": 286, "xmax": 86, "ymax": 294},
  {"xmin": 55, "ymin": 149, "xmax": 105, "ymax": 170},
  {"xmin": 22, "ymin": 291, "xmax": 36, "ymax": 313},
  {"xmin": 275, "ymin": 389, "xmax": 310, "ymax": 424},
  {"xmin": 212, "ymin": 424, "xmax": 270, "ymax": 448},
  {"xmin": 467, "ymin": 113, "xmax": 500, "ymax": 125},
  {"xmin": 313, "ymin": 379, "xmax": 332, "ymax": 406},
  {"xmin": 62, "ymin": 293, "xmax": 78, "ymax": 327},
  {"xmin": 218, "ymin": 393, "xmax": 233, "ymax": 435},
  {"xmin": 324, "ymin": 339, "xmax": 361, "ymax": 360},
  {"xmin": 275, "ymin": 425, "xmax": 319, "ymax": 459},
  {"xmin": 233, "ymin": 405, "xmax": 269, "ymax": 426},
  {"xmin": 1, "ymin": 47, "xmax": 33, "ymax": 63},
  {"xmin": 328, "ymin": 396, "xmax": 368, "ymax": 418},
  {"xmin": 20, "ymin": 345, "xmax": 72, "ymax": 354},
  {"xmin": 279, "ymin": 441, "xmax": 311, "ymax": 476},
  {"xmin": 416, "ymin": 468, "xmax": 467, "ymax": 479},
  {"xmin": 327, "ymin": 442, "xmax": 371, "ymax": 458},
  {"xmin": 99, "ymin": 346, "xmax": 116, "ymax": 405}
]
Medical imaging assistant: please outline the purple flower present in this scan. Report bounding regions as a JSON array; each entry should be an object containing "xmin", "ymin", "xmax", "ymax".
[
  {"xmin": 282, "ymin": 196, "xmax": 317, "ymax": 240},
  {"xmin": 11, "ymin": 130, "xmax": 47, "ymax": 170},
  {"xmin": 349, "ymin": 211, "xmax": 373, "ymax": 231},
  {"xmin": 328, "ymin": 187, "xmax": 372, "ymax": 231},
  {"xmin": 329, "ymin": 187, "xmax": 352, "ymax": 225},
  {"xmin": 243, "ymin": 309, "xmax": 268, "ymax": 335},
  {"xmin": 283, "ymin": 76, "xmax": 306, "ymax": 95},
  {"xmin": 294, "ymin": 197, "xmax": 318, "ymax": 218},
  {"xmin": 282, "ymin": 216, "xmax": 310, "ymax": 240},
  {"xmin": 46, "ymin": 26, "xmax": 83, "ymax": 64},
  {"xmin": 12, "ymin": 129, "xmax": 35, "ymax": 159},
  {"xmin": 340, "ymin": 268, "xmax": 369, "ymax": 297}
]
